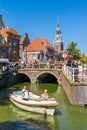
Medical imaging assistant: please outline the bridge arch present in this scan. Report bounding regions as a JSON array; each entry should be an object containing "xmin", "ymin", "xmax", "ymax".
[
  {"xmin": 35, "ymin": 71, "xmax": 59, "ymax": 84},
  {"xmin": 18, "ymin": 69, "xmax": 61, "ymax": 84},
  {"xmin": 16, "ymin": 72, "xmax": 31, "ymax": 83}
]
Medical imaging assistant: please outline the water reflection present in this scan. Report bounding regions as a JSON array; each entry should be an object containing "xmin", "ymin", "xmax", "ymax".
[
  {"xmin": 1, "ymin": 83, "xmax": 87, "ymax": 130},
  {"xmin": 0, "ymin": 83, "xmax": 58, "ymax": 129},
  {"xmin": 0, "ymin": 107, "xmax": 57, "ymax": 130},
  {"xmin": 9, "ymin": 103, "xmax": 58, "ymax": 130}
]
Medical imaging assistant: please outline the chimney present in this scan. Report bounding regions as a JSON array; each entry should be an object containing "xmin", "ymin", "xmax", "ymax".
[
  {"xmin": 0, "ymin": 15, "xmax": 2, "ymax": 19},
  {"xmin": 0, "ymin": 14, "xmax": 5, "ymax": 29}
]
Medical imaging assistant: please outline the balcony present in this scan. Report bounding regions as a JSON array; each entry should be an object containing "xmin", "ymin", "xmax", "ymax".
[{"xmin": 0, "ymin": 43, "xmax": 8, "ymax": 47}]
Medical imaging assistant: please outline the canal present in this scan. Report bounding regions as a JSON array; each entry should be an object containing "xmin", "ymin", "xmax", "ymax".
[{"xmin": 0, "ymin": 82, "xmax": 87, "ymax": 130}]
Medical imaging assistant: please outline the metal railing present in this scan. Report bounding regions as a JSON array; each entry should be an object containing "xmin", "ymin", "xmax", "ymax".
[{"xmin": 62, "ymin": 65, "xmax": 87, "ymax": 83}]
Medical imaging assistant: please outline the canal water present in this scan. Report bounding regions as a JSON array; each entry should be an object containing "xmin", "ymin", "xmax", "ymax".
[{"xmin": 0, "ymin": 82, "xmax": 87, "ymax": 130}]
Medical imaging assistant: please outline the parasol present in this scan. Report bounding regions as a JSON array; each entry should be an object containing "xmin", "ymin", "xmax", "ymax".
[{"xmin": 64, "ymin": 55, "xmax": 73, "ymax": 60}]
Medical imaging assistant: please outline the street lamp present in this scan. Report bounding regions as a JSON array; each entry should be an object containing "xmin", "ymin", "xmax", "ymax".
[{"xmin": 43, "ymin": 44, "xmax": 47, "ymax": 61}]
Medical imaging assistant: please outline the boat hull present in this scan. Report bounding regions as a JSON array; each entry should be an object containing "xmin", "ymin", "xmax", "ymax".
[
  {"xmin": 10, "ymin": 98, "xmax": 55, "ymax": 115},
  {"xmin": 10, "ymin": 93, "xmax": 58, "ymax": 115}
]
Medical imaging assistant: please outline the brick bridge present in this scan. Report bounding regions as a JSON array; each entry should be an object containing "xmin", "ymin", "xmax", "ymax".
[
  {"xmin": 18, "ymin": 68, "xmax": 87, "ymax": 106},
  {"xmin": 18, "ymin": 68, "xmax": 61, "ymax": 84}
]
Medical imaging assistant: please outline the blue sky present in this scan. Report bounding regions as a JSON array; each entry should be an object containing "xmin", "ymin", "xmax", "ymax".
[{"xmin": 0, "ymin": 0, "xmax": 87, "ymax": 55}]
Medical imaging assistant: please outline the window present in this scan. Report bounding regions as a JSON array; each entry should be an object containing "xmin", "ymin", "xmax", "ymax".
[
  {"xmin": 38, "ymin": 54, "xmax": 40, "ymax": 59},
  {"xmin": 13, "ymin": 49, "xmax": 16, "ymax": 54},
  {"xmin": 8, "ymin": 38, "xmax": 12, "ymax": 46},
  {"xmin": 33, "ymin": 54, "xmax": 36, "ymax": 60},
  {"xmin": 8, "ymin": 47, "xmax": 12, "ymax": 53},
  {"xmin": 0, "ymin": 37, "xmax": 4, "ymax": 44},
  {"xmin": 1, "ymin": 48, "xmax": 6, "ymax": 55},
  {"xmin": 13, "ymin": 40, "xmax": 17, "ymax": 46}
]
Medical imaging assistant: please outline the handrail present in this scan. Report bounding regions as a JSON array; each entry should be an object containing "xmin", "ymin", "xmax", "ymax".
[{"xmin": 62, "ymin": 65, "xmax": 87, "ymax": 83}]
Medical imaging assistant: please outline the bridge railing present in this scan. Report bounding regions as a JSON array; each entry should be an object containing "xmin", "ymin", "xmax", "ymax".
[
  {"xmin": 62, "ymin": 65, "xmax": 87, "ymax": 84},
  {"xmin": 18, "ymin": 62, "xmax": 62, "ymax": 70}
]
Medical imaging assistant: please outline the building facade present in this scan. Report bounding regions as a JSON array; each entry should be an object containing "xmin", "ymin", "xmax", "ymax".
[
  {"xmin": 0, "ymin": 15, "xmax": 21, "ymax": 62},
  {"xmin": 0, "ymin": 28, "xmax": 20, "ymax": 62},
  {"xmin": 0, "ymin": 15, "xmax": 30, "ymax": 64},
  {"xmin": 26, "ymin": 38, "xmax": 54, "ymax": 64}
]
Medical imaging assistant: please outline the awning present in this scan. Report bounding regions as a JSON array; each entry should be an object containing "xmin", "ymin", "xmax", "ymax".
[{"xmin": 0, "ymin": 58, "xmax": 9, "ymax": 63}]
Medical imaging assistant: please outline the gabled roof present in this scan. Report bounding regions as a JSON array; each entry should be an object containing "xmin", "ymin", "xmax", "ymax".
[
  {"xmin": 0, "ymin": 27, "xmax": 20, "ymax": 37},
  {"xmin": 20, "ymin": 33, "xmax": 30, "ymax": 44},
  {"xmin": 27, "ymin": 38, "xmax": 53, "ymax": 51}
]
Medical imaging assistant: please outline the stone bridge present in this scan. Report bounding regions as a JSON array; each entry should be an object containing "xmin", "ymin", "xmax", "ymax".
[
  {"xmin": 18, "ymin": 68, "xmax": 61, "ymax": 84},
  {"xmin": 18, "ymin": 68, "xmax": 87, "ymax": 106}
]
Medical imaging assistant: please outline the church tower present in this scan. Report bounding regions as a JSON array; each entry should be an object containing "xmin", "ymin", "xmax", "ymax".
[{"xmin": 54, "ymin": 24, "xmax": 63, "ymax": 53}]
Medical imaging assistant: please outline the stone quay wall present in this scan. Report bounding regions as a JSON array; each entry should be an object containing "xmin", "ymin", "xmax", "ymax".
[{"xmin": 60, "ymin": 71, "xmax": 87, "ymax": 106}]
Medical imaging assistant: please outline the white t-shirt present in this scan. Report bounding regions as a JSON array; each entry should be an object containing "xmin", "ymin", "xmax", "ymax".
[
  {"xmin": 23, "ymin": 90, "xmax": 29, "ymax": 99},
  {"xmin": 78, "ymin": 65, "xmax": 82, "ymax": 75}
]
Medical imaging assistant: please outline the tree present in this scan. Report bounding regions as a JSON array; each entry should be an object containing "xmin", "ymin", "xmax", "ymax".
[
  {"xmin": 81, "ymin": 56, "xmax": 87, "ymax": 64},
  {"xmin": 67, "ymin": 42, "xmax": 81, "ymax": 60}
]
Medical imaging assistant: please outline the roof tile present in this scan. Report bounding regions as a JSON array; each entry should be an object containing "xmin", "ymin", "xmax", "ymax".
[
  {"xmin": 27, "ymin": 38, "xmax": 53, "ymax": 51},
  {"xmin": 0, "ymin": 27, "xmax": 19, "ymax": 37}
]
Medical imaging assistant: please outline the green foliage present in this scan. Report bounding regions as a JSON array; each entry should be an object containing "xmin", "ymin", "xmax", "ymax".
[
  {"xmin": 67, "ymin": 42, "xmax": 81, "ymax": 60},
  {"xmin": 81, "ymin": 56, "xmax": 87, "ymax": 64}
]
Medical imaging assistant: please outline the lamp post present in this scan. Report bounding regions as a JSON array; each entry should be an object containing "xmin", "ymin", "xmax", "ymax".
[
  {"xmin": 43, "ymin": 44, "xmax": 47, "ymax": 61},
  {"xmin": 24, "ymin": 47, "xmax": 27, "ymax": 64}
]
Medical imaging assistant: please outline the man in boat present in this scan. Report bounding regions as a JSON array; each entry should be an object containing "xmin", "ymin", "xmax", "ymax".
[
  {"xmin": 22, "ymin": 86, "xmax": 27, "ymax": 93},
  {"xmin": 22, "ymin": 86, "xmax": 36, "ymax": 100},
  {"xmin": 22, "ymin": 86, "xmax": 29, "ymax": 100}
]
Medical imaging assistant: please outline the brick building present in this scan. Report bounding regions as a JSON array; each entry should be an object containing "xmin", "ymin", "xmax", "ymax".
[
  {"xmin": 26, "ymin": 38, "xmax": 54, "ymax": 63},
  {"xmin": 0, "ymin": 15, "xmax": 30, "ymax": 63},
  {"xmin": 0, "ymin": 15, "xmax": 20, "ymax": 62}
]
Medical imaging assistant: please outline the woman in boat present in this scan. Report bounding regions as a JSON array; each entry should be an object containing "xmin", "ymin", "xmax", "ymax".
[
  {"xmin": 40, "ymin": 90, "xmax": 49, "ymax": 100},
  {"xmin": 40, "ymin": 90, "xmax": 55, "ymax": 101}
]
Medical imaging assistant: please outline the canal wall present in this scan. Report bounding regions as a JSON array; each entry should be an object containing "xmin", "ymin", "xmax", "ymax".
[
  {"xmin": 0, "ymin": 73, "xmax": 14, "ymax": 88},
  {"xmin": 59, "ymin": 71, "xmax": 73, "ymax": 104},
  {"xmin": 60, "ymin": 71, "xmax": 87, "ymax": 106}
]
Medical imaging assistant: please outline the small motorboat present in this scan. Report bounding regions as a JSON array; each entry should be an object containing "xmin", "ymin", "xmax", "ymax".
[{"xmin": 10, "ymin": 91, "xmax": 58, "ymax": 115}]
